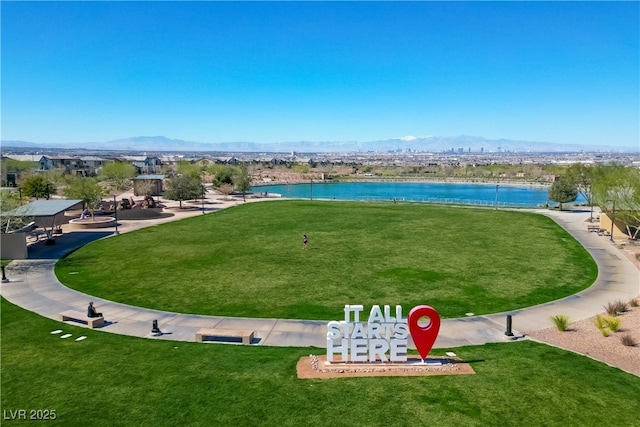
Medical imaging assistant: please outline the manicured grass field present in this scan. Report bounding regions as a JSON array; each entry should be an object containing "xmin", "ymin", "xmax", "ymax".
[
  {"xmin": 56, "ymin": 201, "xmax": 597, "ymax": 319},
  {"xmin": 2, "ymin": 298, "xmax": 639, "ymax": 426}
]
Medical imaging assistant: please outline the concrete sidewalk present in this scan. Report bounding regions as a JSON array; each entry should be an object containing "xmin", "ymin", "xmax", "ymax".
[{"xmin": 1, "ymin": 203, "xmax": 638, "ymax": 350}]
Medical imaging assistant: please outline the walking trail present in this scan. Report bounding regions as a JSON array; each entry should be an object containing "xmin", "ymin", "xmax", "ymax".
[{"xmin": 1, "ymin": 194, "xmax": 638, "ymax": 354}]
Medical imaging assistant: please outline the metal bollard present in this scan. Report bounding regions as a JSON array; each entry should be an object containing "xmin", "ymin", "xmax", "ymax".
[
  {"xmin": 151, "ymin": 320, "xmax": 161, "ymax": 334},
  {"xmin": 1, "ymin": 266, "xmax": 8, "ymax": 283},
  {"xmin": 505, "ymin": 314, "xmax": 514, "ymax": 336}
]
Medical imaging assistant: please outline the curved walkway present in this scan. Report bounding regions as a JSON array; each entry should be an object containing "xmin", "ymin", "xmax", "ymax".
[{"xmin": 1, "ymin": 200, "xmax": 638, "ymax": 350}]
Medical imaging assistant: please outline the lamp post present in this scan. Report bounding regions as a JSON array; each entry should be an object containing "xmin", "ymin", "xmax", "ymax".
[
  {"xmin": 201, "ymin": 165, "xmax": 205, "ymax": 214},
  {"xmin": 494, "ymin": 184, "xmax": 499, "ymax": 210},
  {"xmin": 113, "ymin": 195, "xmax": 119, "ymax": 235},
  {"xmin": 609, "ymin": 200, "xmax": 615, "ymax": 242}
]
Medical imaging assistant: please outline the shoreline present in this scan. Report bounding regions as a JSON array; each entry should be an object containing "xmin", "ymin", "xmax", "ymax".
[
  {"xmin": 248, "ymin": 178, "xmax": 584, "ymax": 208},
  {"xmin": 252, "ymin": 177, "xmax": 552, "ymax": 189}
]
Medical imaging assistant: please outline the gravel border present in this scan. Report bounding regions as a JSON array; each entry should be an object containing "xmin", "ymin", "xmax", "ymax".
[{"xmin": 527, "ymin": 301, "xmax": 639, "ymax": 376}]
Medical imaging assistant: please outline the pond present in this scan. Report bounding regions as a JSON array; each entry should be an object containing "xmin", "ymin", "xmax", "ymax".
[{"xmin": 253, "ymin": 181, "xmax": 587, "ymax": 208}]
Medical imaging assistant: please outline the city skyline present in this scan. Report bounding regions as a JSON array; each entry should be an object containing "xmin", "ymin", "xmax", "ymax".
[{"xmin": 2, "ymin": 1, "xmax": 639, "ymax": 149}]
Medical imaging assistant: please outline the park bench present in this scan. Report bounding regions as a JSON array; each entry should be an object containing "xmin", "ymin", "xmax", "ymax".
[
  {"xmin": 59, "ymin": 310, "xmax": 104, "ymax": 329},
  {"xmin": 195, "ymin": 328, "xmax": 255, "ymax": 345},
  {"xmin": 587, "ymin": 225, "xmax": 600, "ymax": 232}
]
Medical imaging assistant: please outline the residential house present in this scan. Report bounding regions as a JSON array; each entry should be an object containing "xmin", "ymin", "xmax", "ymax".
[
  {"xmin": 121, "ymin": 155, "xmax": 161, "ymax": 174},
  {"xmin": 79, "ymin": 156, "xmax": 111, "ymax": 176},
  {"xmin": 45, "ymin": 155, "xmax": 85, "ymax": 175}
]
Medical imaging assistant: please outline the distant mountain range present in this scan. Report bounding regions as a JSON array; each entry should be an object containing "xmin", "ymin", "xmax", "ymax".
[{"xmin": 1, "ymin": 135, "xmax": 637, "ymax": 153}]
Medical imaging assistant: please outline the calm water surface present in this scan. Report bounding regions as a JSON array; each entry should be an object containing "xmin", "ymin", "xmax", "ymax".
[{"xmin": 253, "ymin": 182, "xmax": 586, "ymax": 208}]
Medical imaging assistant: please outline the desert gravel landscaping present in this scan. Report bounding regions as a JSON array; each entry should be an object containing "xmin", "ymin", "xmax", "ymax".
[{"xmin": 528, "ymin": 299, "xmax": 639, "ymax": 376}]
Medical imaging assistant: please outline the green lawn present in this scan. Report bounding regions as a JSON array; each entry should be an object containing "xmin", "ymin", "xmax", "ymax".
[
  {"xmin": 55, "ymin": 201, "xmax": 596, "ymax": 319},
  {"xmin": 2, "ymin": 298, "xmax": 639, "ymax": 426}
]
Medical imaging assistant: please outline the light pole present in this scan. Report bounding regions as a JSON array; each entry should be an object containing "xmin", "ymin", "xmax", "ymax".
[
  {"xmin": 113, "ymin": 195, "xmax": 119, "ymax": 235},
  {"xmin": 609, "ymin": 200, "xmax": 615, "ymax": 242},
  {"xmin": 201, "ymin": 162, "xmax": 206, "ymax": 214},
  {"xmin": 310, "ymin": 178, "xmax": 313, "ymax": 201},
  {"xmin": 494, "ymin": 185, "xmax": 499, "ymax": 210}
]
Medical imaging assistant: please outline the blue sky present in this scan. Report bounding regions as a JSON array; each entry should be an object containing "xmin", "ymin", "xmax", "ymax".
[{"xmin": 2, "ymin": 1, "xmax": 638, "ymax": 148}]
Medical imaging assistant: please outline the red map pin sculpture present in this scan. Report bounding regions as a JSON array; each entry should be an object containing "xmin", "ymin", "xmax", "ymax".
[{"xmin": 408, "ymin": 305, "xmax": 441, "ymax": 361}]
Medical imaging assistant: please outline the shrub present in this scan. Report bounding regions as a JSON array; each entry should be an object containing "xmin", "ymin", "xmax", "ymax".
[
  {"xmin": 595, "ymin": 315, "xmax": 610, "ymax": 337},
  {"xmin": 618, "ymin": 300, "xmax": 629, "ymax": 312},
  {"xmin": 604, "ymin": 300, "xmax": 628, "ymax": 316},
  {"xmin": 604, "ymin": 316, "xmax": 621, "ymax": 332},
  {"xmin": 603, "ymin": 302, "xmax": 616, "ymax": 316},
  {"xmin": 551, "ymin": 315, "xmax": 570, "ymax": 331},
  {"xmin": 629, "ymin": 298, "xmax": 639, "ymax": 308},
  {"xmin": 620, "ymin": 334, "xmax": 636, "ymax": 347}
]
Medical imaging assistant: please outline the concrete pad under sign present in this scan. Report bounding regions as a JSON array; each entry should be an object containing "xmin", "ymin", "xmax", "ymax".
[{"xmin": 297, "ymin": 355, "xmax": 475, "ymax": 379}]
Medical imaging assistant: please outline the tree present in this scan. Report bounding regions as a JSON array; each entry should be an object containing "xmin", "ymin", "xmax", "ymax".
[
  {"xmin": 612, "ymin": 169, "xmax": 640, "ymax": 239},
  {"xmin": 209, "ymin": 165, "xmax": 237, "ymax": 199},
  {"xmin": 217, "ymin": 183, "xmax": 234, "ymax": 199},
  {"xmin": 44, "ymin": 169, "xmax": 66, "ymax": 185},
  {"xmin": 593, "ymin": 165, "xmax": 640, "ymax": 239},
  {"xmin": 63, "ymin": 176, "xmax": 104, "ymax": 218},
  {"xmin": 21, "ymin": 175, "xmax": 56, "ymax": 200},
  {"xmin": 101, "ymin": 162, "xmax": 136, "ymax": 191},
  {"xmin": 234, "ymin": 164, "xmax": 252, "ymax": 202},
  {"xmin": 210, "ymin": 165, "xmax": 235, "ymax": 187},
  {"xmin": 136, "ymin": 179, "xmax": 155, "ymax": 197},
  {"xmin": 164, "ymin": 175, "xmax": 202, "ymax": 209},
  {"xmin": 176, "ymin": 160, "xmax": 202, "ymax": 179},
  {"xmin": 0, "ymin": 189, "xmax": 32, "ymax": 232},
  {"xmin": 566, "ymin": 163, "xmax": 597, "ymax": 220},
  {"xmin": 548, "ymin": 177, "xmax": 578, "ymax": 210}
]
